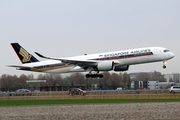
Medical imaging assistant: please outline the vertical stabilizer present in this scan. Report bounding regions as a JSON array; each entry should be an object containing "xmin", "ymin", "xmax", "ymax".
[{"xmin": 11, "ymin": 43, "xmax": 39, "ymax": 64}]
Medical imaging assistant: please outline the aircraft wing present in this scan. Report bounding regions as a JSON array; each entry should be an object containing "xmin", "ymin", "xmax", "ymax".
[{"xmin": 35, "ymin": 52, "xmax": 98, "ymax": 67}]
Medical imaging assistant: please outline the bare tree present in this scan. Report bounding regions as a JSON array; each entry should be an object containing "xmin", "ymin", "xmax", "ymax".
[
  {"xmin": 0, "ymin": 74, "xmax": 16, "ymax": 91},
  {"xmin": 110, "ymin": 73, "xmax": 122, "ymax": 89},
  {"xmin": 123, "ymin": 72, "xmax": 131, "ymax": 89},
  {"xmin": 136, "ymin": 72, "xmax": 150, "ymax": 81},
  {"xmin": 68, "ymin": 73, "xmax": 85, "ymax": 85},
  {"xmin": 150, "ymin": 71, "xmax": 165, "ymax": 82}
]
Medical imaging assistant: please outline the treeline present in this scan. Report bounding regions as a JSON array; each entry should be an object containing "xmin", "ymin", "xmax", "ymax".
[
  {"xmin": 132, "ymin": 71, "xmax": 166, "ymax": 82},
  {"xmin": 0, "ymin": 71, "xmax": 165, "ymax": 91}
]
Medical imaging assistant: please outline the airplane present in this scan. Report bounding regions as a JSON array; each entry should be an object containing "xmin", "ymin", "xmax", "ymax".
[{"xmin": 8, "ymin": 43, "xmax": 175, "ymax": 78}]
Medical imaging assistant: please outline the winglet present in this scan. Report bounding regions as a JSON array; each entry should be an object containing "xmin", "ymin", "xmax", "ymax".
[
  {"xmin": 34, "ymin": 52, "xmax": 50, "ymax": 59},
  {"xmin": 35, "ymin": 52, "xmax": 45, "ymax": 58}
]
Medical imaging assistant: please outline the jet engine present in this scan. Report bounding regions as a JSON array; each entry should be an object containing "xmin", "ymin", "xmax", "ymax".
[
  {"xmin": 114, "ymin": 65, "xmax": 129, "ymax": 71},
  {"xmin": 97, "ymin": 61, "xmax": 114, "ymax": 71}
]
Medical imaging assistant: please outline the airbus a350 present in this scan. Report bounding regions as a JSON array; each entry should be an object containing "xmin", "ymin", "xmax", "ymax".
[{"xmin": 8, "ymin": 43, "xmax": 174, "ymax": 78}]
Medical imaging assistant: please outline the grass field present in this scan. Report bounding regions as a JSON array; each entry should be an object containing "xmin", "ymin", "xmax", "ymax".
[{"xmin": 0, "ymin": 98, "xmax": 180, "ymax": 106}]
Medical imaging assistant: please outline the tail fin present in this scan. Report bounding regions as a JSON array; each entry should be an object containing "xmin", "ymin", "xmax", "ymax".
[{"xmin": 11, "ymin": 43, "xmax": 39, "ymax": 64}]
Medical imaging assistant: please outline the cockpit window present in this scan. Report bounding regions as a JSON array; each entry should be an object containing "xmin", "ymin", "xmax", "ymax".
[{"xmin": 164, "ymin": 50, "xmax": 170, "ymax": 52}]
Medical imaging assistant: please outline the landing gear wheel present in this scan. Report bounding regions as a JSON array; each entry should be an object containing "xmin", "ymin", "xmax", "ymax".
[
  {"xmin": 98, "ymin": 74, "xmax": 103, "ymax": 78},
  {"xmin": 86, "ymin": 74, "xmax": 90, "ymax": 78},
  {"xmin": 85, "ymin": 73, "xmax": 103, "ymax": 78},
  {"xmin": 163, "ymin": 65, "xmax": 166, "ymax": 69}
]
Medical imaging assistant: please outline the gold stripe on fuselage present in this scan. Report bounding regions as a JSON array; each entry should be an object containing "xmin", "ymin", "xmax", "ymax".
[{"xmin": 31, "ymin": 64, "xmax": 74, "ymax": 72}]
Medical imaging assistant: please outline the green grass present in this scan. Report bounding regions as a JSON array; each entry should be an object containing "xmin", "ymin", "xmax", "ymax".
[{"xmin": 1, "ymin": 99, "xmax": 180, "ymax": 106}]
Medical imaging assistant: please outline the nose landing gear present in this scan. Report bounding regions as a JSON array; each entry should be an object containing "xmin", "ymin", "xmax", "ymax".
[{"xmin": 163, "ymin": 61, "xmax": 167, "ymax": 69}]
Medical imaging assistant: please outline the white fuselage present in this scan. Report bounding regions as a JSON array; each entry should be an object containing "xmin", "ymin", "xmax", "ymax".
[{"xmin": 20, "ymin": 47, "xmax": 174, "ymax": 73}]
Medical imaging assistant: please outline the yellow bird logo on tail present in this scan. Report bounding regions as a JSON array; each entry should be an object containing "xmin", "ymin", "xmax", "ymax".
[{"xmin": 19, "ymin": 47, "xmax": 32, "ymax": 62}]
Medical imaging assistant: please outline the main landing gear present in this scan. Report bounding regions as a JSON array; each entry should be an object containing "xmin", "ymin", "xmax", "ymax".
[
  {"xmin": 86, "ymin": 74, "xmax": 103, "ymax": 78},
  {"xmin": 163, "ymin": 60, "xmax": 167, "ymax": 69},
  {"xmin": 86, "ymin": 71, "xmax": 103, "ymax": 78}
]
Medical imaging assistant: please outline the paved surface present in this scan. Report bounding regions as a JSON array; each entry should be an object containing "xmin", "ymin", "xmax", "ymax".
[{"xmin": 0, "ymin": 102, "xmax": 180, "ymax": 120}]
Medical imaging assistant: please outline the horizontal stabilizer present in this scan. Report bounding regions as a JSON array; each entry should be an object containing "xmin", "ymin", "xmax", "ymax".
[{"xmin": 7, "ymin": 65, "xmax": 32, "ymax": 70}]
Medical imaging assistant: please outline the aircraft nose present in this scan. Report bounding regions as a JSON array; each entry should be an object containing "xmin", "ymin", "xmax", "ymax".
[{"xmin": 170, "ymin": 52, "xmax": 175, "ymax": 59}]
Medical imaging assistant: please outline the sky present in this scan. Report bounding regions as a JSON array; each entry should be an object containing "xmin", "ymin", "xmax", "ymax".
[{"xmin": 0, "ymin": 0, "xmax": 180, "ymax": 77}]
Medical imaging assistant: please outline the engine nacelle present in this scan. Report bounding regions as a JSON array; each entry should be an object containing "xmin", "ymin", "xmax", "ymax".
[
  {"xmin": 97, "ymin": 61, "xmax": 114, "ymax": 71},
  {"xmin": 114, "ymin": 65, "xmax": 129, "ymax": 71}
]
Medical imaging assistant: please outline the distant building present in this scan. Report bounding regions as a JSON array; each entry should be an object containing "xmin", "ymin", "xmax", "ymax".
[
  {"xmin": 26, "ymin": 80, "xmax": 46, "ymax": 91},
  {"xmin": 147, "ymin": 81, "xmax": 159, "ymax": 90},
  {"xmin": 40, "ymin": 85, "xmax": 91, "ymax": 91},
  {"xmin": 131, "ymin": 81, "xmax": 159, "ymax": 90},
  {"xmin": 131, "ymin": 81, "xmax": 148, "ymax": 89},
  {"xmin": 158, "ymin": 82, "xmax": 174, "ymax": 89},
  {"xmin": 165, "ymin": 73, "xmax": 180, "ymax": 83}
]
